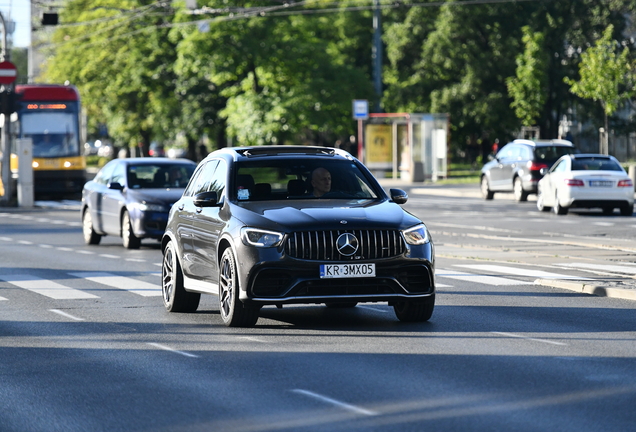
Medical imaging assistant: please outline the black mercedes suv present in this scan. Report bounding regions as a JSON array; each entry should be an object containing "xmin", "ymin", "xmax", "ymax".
[{"xmin": 161, "ymin": 146, "xmax": 435, "ymax": 327}]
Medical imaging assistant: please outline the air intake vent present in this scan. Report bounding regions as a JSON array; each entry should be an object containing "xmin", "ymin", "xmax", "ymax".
[{"xmin": 285, "ymin": 230, "xmax": 405, "ymax": 261}]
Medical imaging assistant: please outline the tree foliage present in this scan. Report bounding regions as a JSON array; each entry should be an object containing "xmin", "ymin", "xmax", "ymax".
[{"xmin": 36, "ymin": 0, "xmax": 636, "ymax": 159}]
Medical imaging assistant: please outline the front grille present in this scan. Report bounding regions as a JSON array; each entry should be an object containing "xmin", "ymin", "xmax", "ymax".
[{"xmin": 284, "ymin": 229, "xmax": 405, "ymax": 261}]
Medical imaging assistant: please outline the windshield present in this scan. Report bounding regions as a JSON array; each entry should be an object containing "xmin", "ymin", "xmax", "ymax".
[
  {"xmin": 234, "ymin": 158, "xmax": 380, "ymax": 201},
  {"xmin": 20, "ymin": 112, "xmax": 80, "ymax": 158},
  {"xmin": 127, "ymin": 163, "xmax": 196, "ymax": 189}
]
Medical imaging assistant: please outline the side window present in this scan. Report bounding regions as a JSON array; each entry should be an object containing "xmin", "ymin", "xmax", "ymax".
[
  {"xmin": 111, "ymin": 163, "xmax": 125, "ymax": 185},
  {"xmin": 520, "ymin": 146, "xmax": 532, "ymax": 160},
  {"xmin": 206, "ymin": 160, "xmax": 227, "ymax": 196},
  {"xmin": 552, "ymin": 159, "xmax": 567, "ymax": 173},
  {"xmin": 185, "ymin": 160, "xmax": 219, "ymax": 197},
  {"xmin": 94, "ymin": 161, "xmax": 116, "ymax": 185}
]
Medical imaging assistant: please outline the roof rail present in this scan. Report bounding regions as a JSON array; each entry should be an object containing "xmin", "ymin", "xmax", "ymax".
[{"xmin": 235, "ymin": 146, "xmax": 338, "ymax": 157}]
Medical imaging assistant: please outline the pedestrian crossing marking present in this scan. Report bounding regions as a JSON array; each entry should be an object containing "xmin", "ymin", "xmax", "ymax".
[
  {"xmin": 69, "ymin": 272, "xmax": 162, "ymax": 297},
  {"xmin": 455, "ymin": 264, "xmax": 592, "ymax": 280},
  {"xmin": 436, "ymin": 269, "xmax": 527, "ymax": 286},
  {"xmin": 556, "ymin": 263, "xmax": 636, "ymax": 275},
  {"xmin": 0, "ymin": 274, "xmax": 99, "ymax": 300}
]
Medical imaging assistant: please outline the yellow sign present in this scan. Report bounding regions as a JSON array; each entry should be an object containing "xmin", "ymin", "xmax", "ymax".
[{"xmin": 365, "ymin": 124, "xmax": 392, "ymax": 168}]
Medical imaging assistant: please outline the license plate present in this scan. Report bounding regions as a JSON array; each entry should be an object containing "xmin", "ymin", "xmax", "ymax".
[
  {"xmin": 589, "ymin": 180, "xmax": 613, "ymax": 187},
  {"xmin": 320, "ymin": 263, "xmax": 376, "ymax": 278}
]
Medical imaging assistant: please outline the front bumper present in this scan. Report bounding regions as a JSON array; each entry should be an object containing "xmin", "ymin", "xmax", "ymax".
[{"xmin": 235, "ymin": 241, "xmax": 435, "ymax": 306}]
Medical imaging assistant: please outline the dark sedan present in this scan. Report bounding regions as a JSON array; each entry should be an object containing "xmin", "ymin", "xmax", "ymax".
[
  {"xmin": 161, "ymin": 146, "xmax": 435, "ymax": 327},
  {"xmin": 81, "ymin": 157, "xmax": 196, "ymax": 249}
]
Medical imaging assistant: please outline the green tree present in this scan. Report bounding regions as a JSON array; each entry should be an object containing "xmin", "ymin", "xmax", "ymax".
[
  {"xmin": 506, "ymin": 27, "xmax": 548, "ymax": 127},
  {"xmin": 565, "ymin": 24, "xmax": 634, "ymax": 144}
]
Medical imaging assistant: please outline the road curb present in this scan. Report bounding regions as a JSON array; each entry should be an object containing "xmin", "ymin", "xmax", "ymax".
[{"xmin": 535, "ymin": 278, "xmax": 636, "ymax": 301}]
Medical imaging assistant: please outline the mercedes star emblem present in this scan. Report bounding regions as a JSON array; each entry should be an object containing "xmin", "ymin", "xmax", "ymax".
[{"xmin": 336, "ymin": 233, "xmax": 359, "ymax": 256}]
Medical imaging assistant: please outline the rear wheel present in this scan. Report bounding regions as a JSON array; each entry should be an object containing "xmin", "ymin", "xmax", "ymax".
[
  {"xmin": 82, "ymin": 209, "xmax": 102, "ymax": 245},
  {"xmin": 553, "ymin": 192, "xmax": 568, "ymax": 215},
  {"xmin": 161, "ymin": 241, "xmax": 200, "ymax": 312},
  {"xmin": 481, "ymin": 177, "xmax": 494, "ymax": 200},
  {"xmin": 219, "ymin": 249, "xmax": 260, "ymax": 327},
  {"xmin": 122, "ymin": 210, "xmax": 141, "ymax": 249},
  {"xmin": 393, "ymin": 295, "xmax": 435, "ymax": 322},
  {"xmin": 620, "ymin": 204, "xmax": 634, "ymax": 216},
  {"xmin": 513, "ymin": 177, "xmax": 528, "ymax": 202}
]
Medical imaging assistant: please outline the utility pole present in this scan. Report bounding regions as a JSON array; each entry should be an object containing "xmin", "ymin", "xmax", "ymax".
[
  {"xmin": 0, "ymin": 11, "xmax": 12, "ymax": 204},
  {"xmin": 372, "ymin": 0, "xmax": 382, "ymax": 113}
]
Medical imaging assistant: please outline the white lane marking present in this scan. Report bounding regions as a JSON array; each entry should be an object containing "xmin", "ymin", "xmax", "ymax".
[
  {"xmin": 357, "ymin": 305, "xmax": 388, "ymax": 313},
  {"xmin": 76, "ymin": 250, "xmax": 95, "ymax": 255},
  {"xmin": 56, "ymin": 247, "xmax": 73, "ymax": 251},
  {"xmin": 455, "ymin": 264, "xmax": 592, "ymax": 280},
  {"xmin": 49, "ymin": 309, "xmax": 84, "ymax": 321},
  {"xmin": 98, "ymin": 254, "xmax": 120, "ymax": 259},
  {"xmin": 0, "ymin": 296, "xmax": 7, "ymax": 301},
  {"xmin": 69, "ymin": 272, "xmax": 162, "ymax": 297},
  {"xmin": 436, "ymin": 283, "xmax": 453, "ymax": 288},
  {"xmin": 0, "ymin": 237, "xmax": 12, "ymax": 241},
  {"xmin": 0, "ymin": 274, "xmax": 99, "ymax": 300},
  {"xmin": 491, "ymin": 331, "xmax": 568, "ymax": 346},
  {"xmin": 18, "ymin": 240, "xmax": 33, "ymax": 245},
  {"xmin": 436, "ymin": 269, "xmax": 527, "ymax": 286},
  {"xmin": 593, "ymin": 222, "xmax": 614, "ymax": 227},
  {"xmin": 147, "ymin": 342, "xmax": 198, "ymax": 358},
  {"xmin": 237, "ymin": 336, "xmax": 268, "ymax": 343},
  {"xmin": 39, "ymin": 244, "xmax": 54, "ymax": 248},
  {"xmin": 125, "ymin": 258, "xmax": 146, "ymax": 262},
  {"xmin": 291, "ymin": 389, "xmax": 378, "ymax": 416},
  {"xmin": 556, "ymin": 262, "xmax": 636, "ymax": 275}
]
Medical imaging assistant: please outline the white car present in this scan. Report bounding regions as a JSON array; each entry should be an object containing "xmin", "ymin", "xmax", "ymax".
[{"xmin": 537, "ymin": 154, "xmax": 634, "ymax": 216}]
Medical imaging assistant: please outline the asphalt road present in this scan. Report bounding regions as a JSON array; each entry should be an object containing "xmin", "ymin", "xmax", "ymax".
[{"xmin": 1, "ymin": 190, "xmax": 635, "ymax": 431}]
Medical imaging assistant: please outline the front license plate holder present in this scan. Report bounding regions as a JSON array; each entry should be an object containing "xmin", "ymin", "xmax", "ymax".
[{"xmin": 320, "ymin": 263, "xmax": 376, "ymax": 278}]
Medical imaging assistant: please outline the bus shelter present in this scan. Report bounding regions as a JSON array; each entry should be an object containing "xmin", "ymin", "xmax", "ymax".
[{"xmin": 361, "ymin": 113, "xmax": 448, "ymax": 182}]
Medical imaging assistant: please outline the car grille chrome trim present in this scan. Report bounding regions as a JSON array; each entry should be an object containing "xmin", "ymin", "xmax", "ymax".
[{"xmin": 285, "ymin": 229, "xmax": 405, "ymax": 260}]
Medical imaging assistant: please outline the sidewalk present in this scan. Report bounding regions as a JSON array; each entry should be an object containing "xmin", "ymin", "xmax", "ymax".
[{"xmin": 378, "ymin": 178, "xmax": 636, "ymax": 303}]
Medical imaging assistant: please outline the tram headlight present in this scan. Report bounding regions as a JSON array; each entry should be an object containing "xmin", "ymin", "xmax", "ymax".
[
  {"xmin": 64, "ymin": 161, "xmax": 72, "ymax": 168},
  {"xmin": 32, "ymin": 161, "xmax": 39, "ymax": 168}
]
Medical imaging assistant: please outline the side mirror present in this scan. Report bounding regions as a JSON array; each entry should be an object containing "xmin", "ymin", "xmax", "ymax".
[
  {"xmin": 108, "ymin": 182, "xmax": 124, "ymax": 190},
  {"xmin": 390, "ymin": 188, "xmax": 408, "ymax": 204},
  {"xmin": 194, "ymin": 191, "xmax": 221, "ymax": 207}
]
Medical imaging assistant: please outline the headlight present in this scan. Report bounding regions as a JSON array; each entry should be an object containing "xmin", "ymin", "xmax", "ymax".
[
  {"xmin": 241, "ymin": 228, "xmax": 284, "ymax": 247},
  {"xmin": 402, "ymin": 223, "xmax": 429, "ymax": 245},
  {"xmin": 130, "ymin": 202, "xmax": 167, "ymax": 212}
]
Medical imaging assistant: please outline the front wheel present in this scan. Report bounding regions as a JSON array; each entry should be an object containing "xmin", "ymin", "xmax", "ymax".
[
  {"xmin": 393, "ymin": 295, "xmax": 435, "ymax": 322},
  {"xmin": 513, "ymin": 177, "xmax": 528, "ymax": 202},
  {"xmin": 161, "ymin": 241, "xmax": 200, "ymax": 312},
  {"xmin": 82, "ymin": 209, "xmax": 102, "ymax": 245},
  {"xmin": 536, "ymin": 190, "xmax": 550, "ymax": 212},
  {"xmin": 481, "ymin": 177, "xmax": 494, "ymax": 200},
  {"xmin": 219, "ymin": 249, "xmax": 260, "ymax": 327},
  {"xmin": 122, "ymin": 210, "xmax": 141, "ymax": 249}
]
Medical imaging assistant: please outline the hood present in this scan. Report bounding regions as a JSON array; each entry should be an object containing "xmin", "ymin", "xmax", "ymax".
[
  {"xmin": 126, "ymin": 188, "xmax": 184, "ymax": 206},
  {"xmin": 231, "ymin": 199, "xmax": 422, "ymax": 231}
]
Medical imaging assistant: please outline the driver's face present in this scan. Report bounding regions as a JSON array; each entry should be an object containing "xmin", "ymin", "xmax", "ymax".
[{"xmin": 311, "ymin": 168, "xmax": 331, "ymax": 197}]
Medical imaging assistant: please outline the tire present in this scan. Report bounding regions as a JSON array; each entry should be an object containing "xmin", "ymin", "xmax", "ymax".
[
  {"xmin": 481, "ymin": 176, "xmax": 494, "ymax": 200},
  {"xmin": 82, "ymin": 209, "xmax": 102, "ymax": 245},
  {"xmin": 122, "ymin": 210, "xmax": 141, "ymax": 249},
  {"xmin": 325, "ymin": 302, "xmax": 358, "ymax": 308},
  {"xmin": 219, "ymin": 248, "xmax": 260, "ymax": 327},
  {"xmin": 553, "ymin": 192, "xmax": 568, "ymax": 215},
  {"xmin": 161, "ymin": 241, "xmax": 200, "ymax": 312},
  {"xmin": 620, "ymin": 204, "xmax": 634, "ymax": 216},
  {"xmin": 513, "ymin": 177, "xmax": 528, "ymax": 202},
  {"xmin": 536, "ymin": 190, "xmax": 550, "ymax": 212},
  {"xmin": 393, "ymin": 295, "xmax": 435, "ymax": 322}
]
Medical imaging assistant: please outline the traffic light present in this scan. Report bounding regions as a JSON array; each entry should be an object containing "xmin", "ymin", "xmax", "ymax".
[{"xmin": 1, "ymin": 90, "xmax": 19, "ymax": 115}]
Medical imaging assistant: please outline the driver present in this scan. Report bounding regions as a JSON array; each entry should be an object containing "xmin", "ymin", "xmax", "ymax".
[{"xmin": 311, "ymin": 167, "xmax": 331, "ymax": 197}]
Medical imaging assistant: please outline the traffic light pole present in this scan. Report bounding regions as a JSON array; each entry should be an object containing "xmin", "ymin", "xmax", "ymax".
[{"xmin": 0, "ymin": 11, "xmax": 12, "ymax": 204}]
